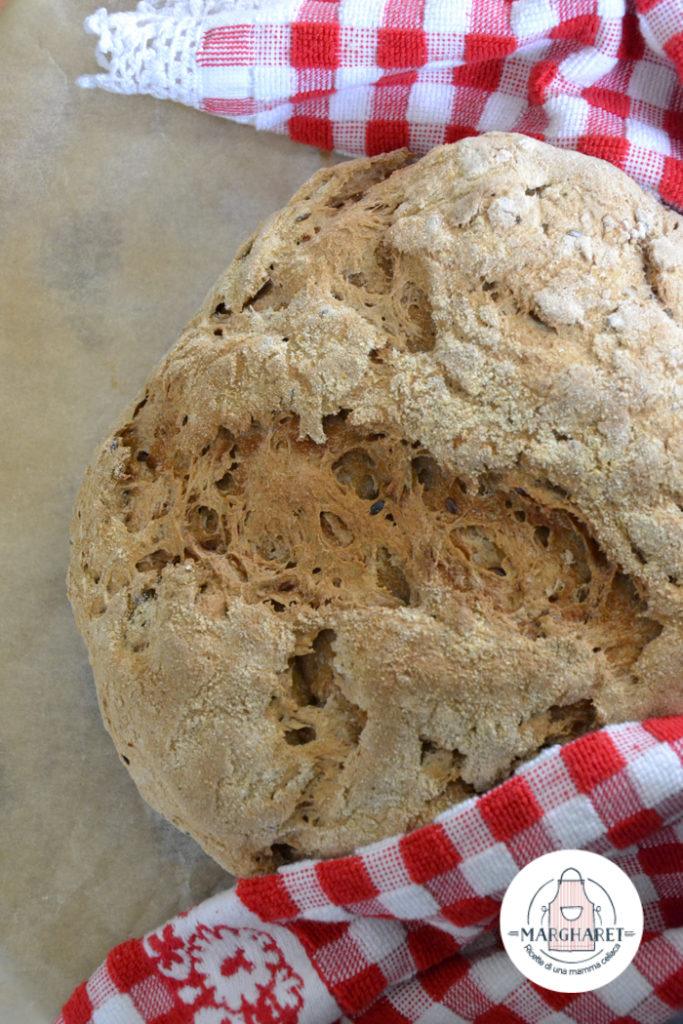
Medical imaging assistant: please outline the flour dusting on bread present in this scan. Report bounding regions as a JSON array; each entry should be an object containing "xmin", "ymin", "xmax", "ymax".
[{"xmin": 69, "ymin": 134, "xmax": 683, "ymax": 876}]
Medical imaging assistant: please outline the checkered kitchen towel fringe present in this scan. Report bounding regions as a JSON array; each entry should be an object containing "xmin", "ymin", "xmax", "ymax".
[
  {"xmin": 57, "ymin": 717, "xmax": 683, "ymax": 1023},
  {"xmin": 79, "ymin": 0, "xmax": 683, "ymax": 211}
]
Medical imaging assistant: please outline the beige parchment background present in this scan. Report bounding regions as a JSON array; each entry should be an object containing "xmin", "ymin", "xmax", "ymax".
[
  {"xmin": 0, "ymin": 2, "xmax": 342, "ymax": 1019},
  {"xmin": 4, "ymin": 5, "xmax": 683, "ymax": 1024}
]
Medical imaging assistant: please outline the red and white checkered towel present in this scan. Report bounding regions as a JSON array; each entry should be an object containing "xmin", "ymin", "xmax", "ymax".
[
  {"xmin": 79, "ymin": 0, "xmax": 683, "ymax": 210},
  {"xmin": 56, "ymin": 718, "xmax": 683, "ymax": 1023},
  {"xmin": 70, "ymin": 3, "xmax": 683, "ymax": 1020}
]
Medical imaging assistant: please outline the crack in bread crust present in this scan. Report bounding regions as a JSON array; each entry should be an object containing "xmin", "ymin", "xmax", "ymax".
[{"xmin": 69, "ymin": 134, "xmax": 683, "ymax": 876}]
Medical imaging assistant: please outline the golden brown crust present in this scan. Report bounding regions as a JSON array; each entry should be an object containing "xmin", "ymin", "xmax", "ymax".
[{"xmin": 69, "ymin": 134, "xmax": 683, "ymax": 876}]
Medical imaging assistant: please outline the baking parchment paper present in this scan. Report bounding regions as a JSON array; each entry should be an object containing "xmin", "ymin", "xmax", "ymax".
[{"xmin": 0, "ymin": 1, "xmax": 341, "ymax": 1017}]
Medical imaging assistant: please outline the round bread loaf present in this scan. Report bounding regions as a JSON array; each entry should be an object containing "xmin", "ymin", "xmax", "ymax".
[{"xmin": 69, "ymin": 133, "xmax": 683, "ymax": 876}]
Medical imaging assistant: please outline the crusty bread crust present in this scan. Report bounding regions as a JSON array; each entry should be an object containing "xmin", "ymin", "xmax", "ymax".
[{"xmin": 69, "ymin": 134, "xmax": 683, "ymax": 876}]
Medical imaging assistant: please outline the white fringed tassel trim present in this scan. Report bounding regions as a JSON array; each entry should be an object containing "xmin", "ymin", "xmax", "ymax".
[
  {"xmin": 78, "ymin": 1, "xmax": 268, "ymax": 105},
  {"xmin": 77, "ymin": 0, "xmax": 278, "ymax": 104},
  {"xmin": 77, "ymin": 3, "xmax": 207, "ymax": 105}
]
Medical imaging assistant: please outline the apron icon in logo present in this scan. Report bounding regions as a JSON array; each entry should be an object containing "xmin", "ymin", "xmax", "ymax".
[
  {"xmin": 501, "ymin": 850, "xmax": 644, "ymax": 993},
  {"xmin": 543, "ymin": 867, "xmax": 600, "ymax": 952}
]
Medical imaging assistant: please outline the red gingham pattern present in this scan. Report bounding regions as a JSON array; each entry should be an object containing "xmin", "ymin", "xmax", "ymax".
[
  {"xmin": 80, "ymin": 1, "xmax": 683, "ymax": 204},
  {"xmin": 74, "ymin": 4, "xmax": 683, "ymax": 1018},
  {"xmin": 55, "ymin": 718, "xmax": 683, "ymax": 1023},
  {"xmin": 184, "ymin": 0, "xmax": 683, "ymax": 211}
]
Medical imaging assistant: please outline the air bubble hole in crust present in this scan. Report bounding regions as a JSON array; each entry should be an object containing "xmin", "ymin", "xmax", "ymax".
[
  {"xmin": 332, "ymin": 447, "xmax": 378, "ymax": 499},
  {"xmin": 117, "ymin": 413, "xmax": 662, "ymax": 681},
  {"xmin": 135, "ymin": 549, "xmax": 178, "ymax": 573},
  {"xmin": 290, "ymin": 630, "xmax": 336, "ymax": 708},
  {"xmin": 215, "ymin": 471, "xmax": 236, "ymax": 494},
  {"xmin": 420, "ymin": 738, "xmax": 437, "ymax": 762},
  {"xmin": 412, "ymin": 454, "xmax": 441, "ymax": 491},
  {"xmin": 376, "ymin": 546, "xmax": 411, "ymax": 605},
  {"xmin": 287, "ymin": 629, "xmax": 366, "ymax": 735},
  {"xmin": 535, "ymin": 525, "xmax": 550, "ymax": 547},
  {"xmin": 198, "ymin": 506, "xmax": 218, "ymax": 533},
  {"xmin": 284, "ymin": 725, "xmax": 316, "ymax": 745},
  {"xmin": 268, "ymin": 843, "xmax": 297, "ymax": 868},
  {"xmin": 320, "ymin": 511, "xmax": 354, "ymax": 546},
  {"xmin": 400, "ymin": 281, "xmax": 436, "ymax": 352}
]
